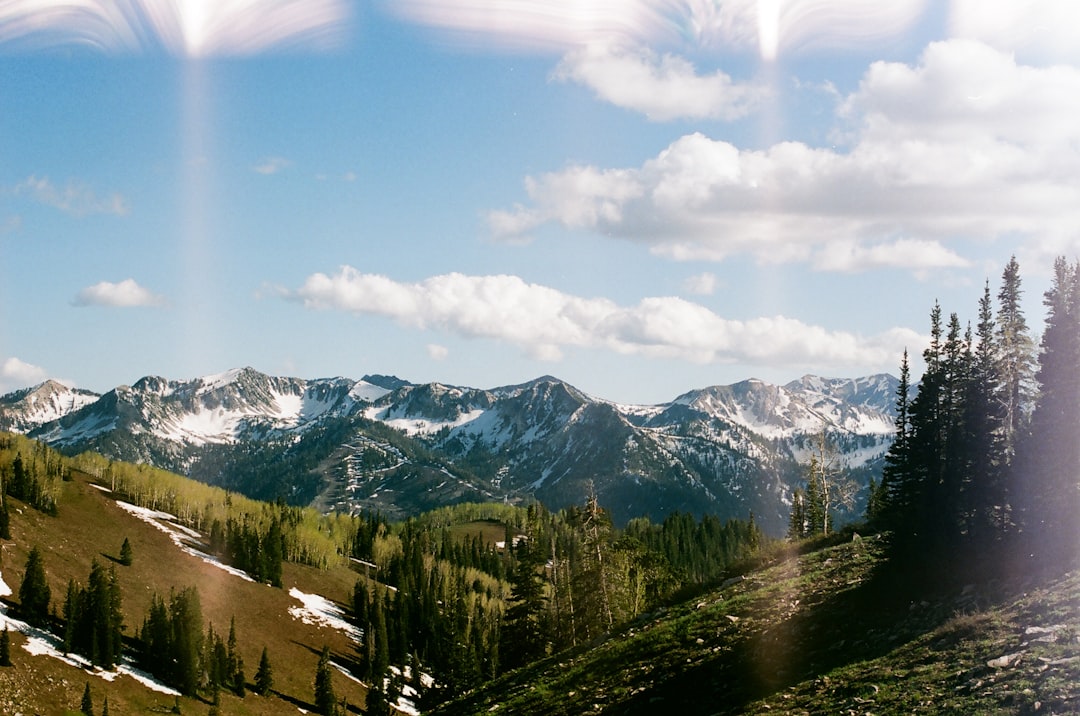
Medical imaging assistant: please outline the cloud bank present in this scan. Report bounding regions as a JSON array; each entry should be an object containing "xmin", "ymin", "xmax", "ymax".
[
  {"xmin": 491, "ymin": 39, "xmax": 1080, "ymax": 269},
  {"xmin": 285, "ymin": 267, "xmax": 917, "ymax": 369},
  {"xmin": 0, "ymin": 357, "xmax": 48, "ymax": 393},
  {"xmin": 74, "ymin": 279, "xmax": 165, "ymax": 308}
]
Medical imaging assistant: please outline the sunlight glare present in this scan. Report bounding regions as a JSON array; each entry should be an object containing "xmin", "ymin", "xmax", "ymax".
[{"xmin": 758, "ymin": 0, "xmax": 781, "ymax": 61}]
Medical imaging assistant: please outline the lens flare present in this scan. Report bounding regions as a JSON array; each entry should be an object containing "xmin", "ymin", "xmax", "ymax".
[{"xmin": 0, "ymin": 0, "xmax": 350, "ymax": 55}]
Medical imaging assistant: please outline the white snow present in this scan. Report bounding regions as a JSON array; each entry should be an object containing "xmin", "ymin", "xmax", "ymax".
[
  {"xmin": 114, "ymin": 500, "xmax": 256, "ymax": 582},
  {"xmin": 0, "ymin": 567, "xmax": 180, "ymax": 695},
  {"xmin": 288, "ymin": 587, "xmax": 362, "ymax": 643},
  {"xmin": 349, "ymin": 380, "xmax": 391, "ymax": 403}
]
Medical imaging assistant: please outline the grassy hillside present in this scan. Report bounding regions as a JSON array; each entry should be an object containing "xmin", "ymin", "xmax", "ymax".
[
  {"xmin": 433, "ymin": 533, "xmax": 1079, "ymax": 715},
  {"xmin": 0, "ymin": 466, "xmax": 371, "ymax": 714}
]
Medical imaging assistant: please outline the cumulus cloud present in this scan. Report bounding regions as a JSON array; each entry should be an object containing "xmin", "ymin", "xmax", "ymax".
[
  {"xmin": 73, "ymin": 279, "xmax": 165, "ymax": 308},
  {"xmin": 0, "ymin": 357, "xmax": 48, "ymax": 393},
  {"xmin": 16, "ymin": 176, "xmax": 129, "ymax": 217},
  {"xmin": 552, "ymin": 42, "xmax": 766, "ymax": 121},
  {"xmin": 426, "ymin": 343, "xmax": 450, "ymax": 360},
  {"xmin": 0, "ymin": 0, "xmax": 349, "ymax": 55},
  {"xmin": 284, "ymin": 266, "xmax": 915, "ymax": 369},
  {"xmin": 491, "ymin": 39, "xmax": 1080, "ymax": 269},
  {"xmin": 949, "ymin": 0, "xmax": 1080, "ymax": 62}
]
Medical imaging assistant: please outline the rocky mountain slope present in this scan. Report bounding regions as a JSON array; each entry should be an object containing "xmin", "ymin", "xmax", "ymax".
[{"xmin": 0, "ymin": 368, "xmax": 899, "ymax": 533}]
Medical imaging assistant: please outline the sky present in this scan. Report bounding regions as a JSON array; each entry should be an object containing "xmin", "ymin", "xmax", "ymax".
[{"xmin": 1, "ymin": 0, "xmax": 1079, "ymax": 405}]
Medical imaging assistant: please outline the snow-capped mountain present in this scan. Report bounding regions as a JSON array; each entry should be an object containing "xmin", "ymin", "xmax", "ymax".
[
  {"xmin": 0, "ymin": 379, "xmax": 100, "ymax": 434},
  {"xmin": 0, "ymin": 368, "xmax": 899, "ymax": 533}
]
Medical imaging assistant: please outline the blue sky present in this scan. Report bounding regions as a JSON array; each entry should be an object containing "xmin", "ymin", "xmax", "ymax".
[{"xmin": 2, "ymin": 0, "xmax": 1078, "ymax": 405}]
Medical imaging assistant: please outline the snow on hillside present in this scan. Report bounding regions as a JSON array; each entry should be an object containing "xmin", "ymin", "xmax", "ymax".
[
  {"xmin": 113, "ymin": 498, "xmax": 256, "ymax": 582},
  {"xmin": 288, "ymin": 587, "xmax": 362, "ymax": 643},
  {"xmin": 0, "ymin": 566, "xmax": 181, "ymax": 695}
]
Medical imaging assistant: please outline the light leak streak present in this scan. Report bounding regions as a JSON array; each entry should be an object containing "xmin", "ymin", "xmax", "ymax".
[{"xmin": 0, "ymin": 0, "xmax": 350, "ymax": 55}]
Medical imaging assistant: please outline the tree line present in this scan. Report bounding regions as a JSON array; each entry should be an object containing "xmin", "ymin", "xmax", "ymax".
[
  {"xmin": 345, "ymin": 497, "xmax": 766, "ymax": 711},
  {"xmin": 866, "ymin": 256, "xmax": 1080, "ymax": 577}
]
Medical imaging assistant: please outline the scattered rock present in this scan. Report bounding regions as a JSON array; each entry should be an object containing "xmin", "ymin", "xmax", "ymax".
[
  {"xmin": 988, "ymin": 652, "xmax": 1023, "ymax": 669},
  {"xmin": 726, "ymin": 615, "xmax": 740, "ymax": 623}
]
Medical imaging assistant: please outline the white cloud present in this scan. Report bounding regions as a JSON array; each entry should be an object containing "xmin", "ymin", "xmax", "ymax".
[
  {"xmin": 426, "ymin": 343, "xmax": 449, "ymax": 360},
  {"xmin": 553, "ymin": 42, "xmax": 765, "ymax": 121},
  {"xmin": 73, "ymin": 279, "xmax": 165, "ymax": 308},
  {"xmin": 15, "ymin": 176, "xmax": 129, "ymax": 217},
  {"xmin": 0, "ymin": 357, "xmax": 48, "ymax": 393},
  {"xmin": 492, "ymin": 40, "xmax": 1080, "ymax": 270},
  {"xmin": 253, "ymin": 157, "xmax": 292, "ymax": 175},
  {"xmin": 0, "ymin": 0, "xmax": 350, "ymax": 56},
  {"xmin": 285, "ymin": 266, "xmax": 914, "ymax": 370},
  {"xmin": 949, "ymin": 0, "xmax": 1080, "ymax": 62},
  {"xmin": 683, "ymin": 272, "xmax": 719, "ymax": 295}
]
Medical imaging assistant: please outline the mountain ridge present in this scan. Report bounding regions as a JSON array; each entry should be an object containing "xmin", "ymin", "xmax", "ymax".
[{"xmin": 0, "ymin": 368, "xmax": 900, "ymax": 533}]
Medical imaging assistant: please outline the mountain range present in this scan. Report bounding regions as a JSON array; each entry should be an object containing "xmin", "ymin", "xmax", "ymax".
[{"xmin": 0, "ymin": 367, "xmax": 900, "ymax": 533}]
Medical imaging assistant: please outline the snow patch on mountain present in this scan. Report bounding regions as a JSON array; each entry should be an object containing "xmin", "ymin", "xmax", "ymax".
[
  {"xmin": 115, "ymin": 500, "xmax": 256, "ymax": 582},
  {"xmin": 288, "ymin": 587, "xmax": 362, "ymax": 643}
]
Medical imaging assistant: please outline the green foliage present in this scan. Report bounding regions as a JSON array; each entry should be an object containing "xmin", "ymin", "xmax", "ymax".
[
  {"xmin": 0, "ymin": 440, "xmax": 61, "ymax": 515},
  {"xmin": 138, "ymin": 586, "xmax": 204, "ymax": 696},
  {"xmin": 0, "ymin": 625, "xmax": 11, "ymax": 667},
  {"xmin": 80, "ymin": 681, "xmax": 93, "ymax": 716},
  {"xmin": 118, "ymin": 537, "xmax": 133, "ymax": 566},
  {"xmin": 18, "ymin": 545, "xmax": 51, "ymax": 628},
  {"xmin": 254, "ymin": 646, "xmax": 274, "ymax": 695},
  {"xmin": 313, "ymin": 645, "xmax": 337, "ymax": 716},
  {"xmin": 62, "ymin": 560, "xmax": 124, "ymax": 669},
  {"xmin": 878, "ymin": 256, "xmax": 1080, "ymax": 577}
]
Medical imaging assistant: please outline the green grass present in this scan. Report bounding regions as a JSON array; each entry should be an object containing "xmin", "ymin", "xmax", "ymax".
[{"xmin": 433, "ymin": 534, "xmax": 1079, "ymax": 715}]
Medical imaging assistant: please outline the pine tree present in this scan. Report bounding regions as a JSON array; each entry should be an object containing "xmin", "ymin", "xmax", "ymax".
[
  {"xmin": 314, "ymin": 645, "xmax": 337, "ymax": 716},
  {"xmin": 101, "ymin": 696, "xmax": 109, "ymax": 716},
  {"xmin": 1018, "ymin": 257, "xmax": 1080, "ymax": 569},
  {"xmin": 0, "ymin": 625, "xmax": 11, "ymax": 666},
  {"xmin": 965, "ymin": 280, "xmax": 1006, "ymax": 543},
  {"xmin": 18, "ymin": 545, "xmax": 51, "ymax": 628},
  {"xmin": 254, "ymin": 646, "xmax": 274, "ymax": 695},
  {"xmin": 0, "ymin": 491, "xmax": 10, "ymax": 540},
  {"xmin": 170, "ymin": 587, "xmax": 204, "ymax": 696},
  {"xmin": 996, "ymin": 256, "xmax": 1037, "ymax": 461},
  {"xmin": 787, "ymin": 488, "xmax": 806, "ymax": 539},
  {"xmin": 880, "ymin": 348, "xmax": 913, "ymax": 533},
  {"xmin": 499, "ymin": 534, "xmax": 547, "ymax": 670},
  {"xmin": 80, "ymin": 681, "xmax": 94, "ymax": 716},
  {"xmin": 119, "ymin": 538, "xmax": 133, "ymax": 567}
]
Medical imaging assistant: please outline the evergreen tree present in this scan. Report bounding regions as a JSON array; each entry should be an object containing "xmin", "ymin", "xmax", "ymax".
[
  {"xmin": 787, "ymin": 488, "xmax": 806, "ymax": 539},
  {"xmin": 499, "ymin": 533, "xmax": 547, "ymax": 670},
  {"xmin": 170, "ymin": 587, "xmax": 204, "ymax": 697},
  {"xmin": 18, "ymin": 545, "xmax": 51, "ymax": 628},
  {"xmin": 0, "ymin": 624, "xmax": 11, "ymax": 666},
  {"xmin": 880, "ymin": 349, "xmax": 913, "ymax": 532},
  {"xmin": 1018, "ymin": 258, "xmax": 1080, "ymax": 569},
  {"xmin": 996, "ymin": 256, "xmax": 1037, "ymax": 461},
  {"xmin": 101, "ymin": 696, "xmax": 109, "ymax": 716},
  {"xmin": 0, "ymin": 491, "xmax": 10, "ymax": 540},
  {"xmin": 314, "ymin": 645, "xmax": 337, "ymax": 716},
  {"xmin": 254, "ymin": 647, "xmax": 274, "ymax": 696},
  {"xmin": 81, "ymin": 681, "xmax": 94, "ymax": 716},
  {"xmin": 966, "ymin": 280, "xmax": 1006, "ymax": 543},
  {"xmin": 119, "ymin": 537, "xmax": 133, "ymax": 567}
]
